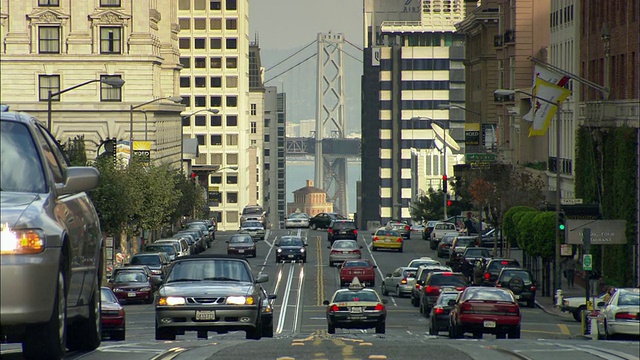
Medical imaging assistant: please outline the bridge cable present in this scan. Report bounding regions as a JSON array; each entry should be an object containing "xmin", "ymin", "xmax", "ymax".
[
  {"xmin": 344, "ymin": 39, "xmax": 363, "ymax": 52},
  {"xmin": 264, "ymin": 53, "xmax": 317, "ymax": 84},
  {"xmin": 264, "ymin": 40, "xmax": 317, "ymax": 73}
]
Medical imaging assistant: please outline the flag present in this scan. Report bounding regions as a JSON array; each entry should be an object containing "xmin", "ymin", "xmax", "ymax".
[
  {"xmin": 528, "ymin": 77, "xmax": 572, "ymax": 136},
  {"xmin": 523, "ymin": 65, "xmax": 572, "ymax": 123}
]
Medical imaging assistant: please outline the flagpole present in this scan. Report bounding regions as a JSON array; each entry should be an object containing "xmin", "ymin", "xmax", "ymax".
[
  {"xmin": 529, "ymin": 57, "xmax": 610, "ymax": 100},
  {"xmin": 554, "ymin": 103, "xmax": 562, "ymax": 295}
]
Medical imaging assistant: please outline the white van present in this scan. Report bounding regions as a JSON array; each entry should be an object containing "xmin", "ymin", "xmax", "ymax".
[{"xmin": 429, "ymin": 222, "xmax": 459, "ymax": 248}]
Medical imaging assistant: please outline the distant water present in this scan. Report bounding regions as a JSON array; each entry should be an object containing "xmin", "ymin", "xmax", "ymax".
[{"xmin": 286, "ymin": 160, "xmax": 361, "ymax": 215}]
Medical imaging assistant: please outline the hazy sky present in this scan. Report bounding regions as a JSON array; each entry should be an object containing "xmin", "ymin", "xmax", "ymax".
[{"xmin": 249, "ymin": 0, "xmax": 364, "ymax": 132}]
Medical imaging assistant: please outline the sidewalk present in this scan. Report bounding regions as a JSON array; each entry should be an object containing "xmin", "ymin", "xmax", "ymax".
[{"xmin": 535, "ymin": 274, "xmax": 586, "ymax": 317}]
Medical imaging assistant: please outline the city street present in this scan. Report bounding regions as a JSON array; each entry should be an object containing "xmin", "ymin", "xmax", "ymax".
[{"xmin": 1, "ymin": 229, "xmax": 638, "ymax": 360}]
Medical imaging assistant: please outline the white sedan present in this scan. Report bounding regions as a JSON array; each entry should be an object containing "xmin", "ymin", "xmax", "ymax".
[
  {"xmin": 596, "ymin": 287, "xmax": 639, "ymax": 340},
  {"xmin": 284, "ymin": 212, "xmax": 310, "ymax": 229}
]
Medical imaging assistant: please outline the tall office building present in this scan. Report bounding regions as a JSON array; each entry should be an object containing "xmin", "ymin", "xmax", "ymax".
[
  {"xmin": 263, "ymin": 87, "xmax": 287, "ymax": 228},
  {"xmin": 177, "ymin": 0, "xmax": 250, "ymax": 230},
  {"xmin": 361, "ymin": 0, "xmax": 468, "ymax": 226},
  {"xmin": 248, "ymin": 43, "xmax": 265, "ymax": 207}
]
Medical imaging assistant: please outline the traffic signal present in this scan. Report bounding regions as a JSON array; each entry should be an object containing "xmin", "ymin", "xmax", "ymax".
[
  {"xmin": 447, "ymin": 199, "xmax": 453, "ymax": 207},
  {"xmin": 558, "ymin": 211, "xmax": 566, "ymax": 232},
  {"xmin": 190, "ymin": 171, "xmax": 197, "ymax": 184},
  {"xmin": 442, "ymin": 174, "xmax": 448, "ymax": 193}
]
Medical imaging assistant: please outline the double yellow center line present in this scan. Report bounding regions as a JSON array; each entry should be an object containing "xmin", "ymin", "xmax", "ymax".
[{"xmin": 315, "ymin": 235, "xmax": 324, "ymax": 306}]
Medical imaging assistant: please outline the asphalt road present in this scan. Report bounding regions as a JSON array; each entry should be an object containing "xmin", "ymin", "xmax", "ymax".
[{"xmin": 2, "ymin": 229, "xmax": 638, "ymax": 360}]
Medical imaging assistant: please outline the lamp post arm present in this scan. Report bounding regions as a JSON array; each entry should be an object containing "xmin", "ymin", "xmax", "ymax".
[{"xmin": 47, "ymin": 79, "xmax": 102, "ymax": 130}]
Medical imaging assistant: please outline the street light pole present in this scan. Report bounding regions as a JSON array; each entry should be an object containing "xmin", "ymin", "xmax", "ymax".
[
  {"xmin": 129, "ymin": 96, "xmax": 183, "ymax": 163},
  {"xmin": 47, "ymin": 77, "xmax": 125, "ymax": 131}
]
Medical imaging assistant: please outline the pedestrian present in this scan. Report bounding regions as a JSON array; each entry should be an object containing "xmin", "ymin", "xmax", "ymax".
[
  {"xmin": 603, "ymin": 286, "xmax": 616, "ymax": 303},
  {"xmin": 464, "ymin": 212, "xmax": 474, "ymax": 235},
  {"xmin": 473, "ymin": 259, "xmax": 485, "ymax": 286},
  {"xmin": 565, "ymin": 257, "xmax": 577, "ymax": 288}
]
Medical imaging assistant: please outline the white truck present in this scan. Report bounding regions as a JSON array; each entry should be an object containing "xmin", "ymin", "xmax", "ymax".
[{"xmin": 429, "ymin": 222, "xmax": 459, "ymax": 250}]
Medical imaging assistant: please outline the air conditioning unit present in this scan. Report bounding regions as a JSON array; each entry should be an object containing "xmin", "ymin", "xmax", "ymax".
[
  {"xmin": 504, "ymin": 29, "xmax": 516, "ymax": 43},
  {"xmin": 494, "ymin": 35, "xmax": 503, "ymax": 47}
]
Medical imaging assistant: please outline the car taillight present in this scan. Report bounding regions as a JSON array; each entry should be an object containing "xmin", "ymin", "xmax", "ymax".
[
  {"xmin": 401, "ymin": 278, "xmax": 408, "ymax": 285},
  {"xmin": 455, "ymin": 287, "xmax": 465, "ymax": 291},
  {"xmin": 397, "ymin": 237, "xmax": 402, "ymax": 242},
  {"xmin": 328, "ymin": 228, "xmax": 334, "ymax": 234},
  {"xmin": 484, "ymin": 273, "xmax": 490, "ymax": 280},
  {"xmin": 460, "ymin": 302, "xmax": 473, "ymax": 313},
  {"xmin": 330, "ymin": 250, "xmax": 340, "ymax": 254},
  {"xmin": 505, "ymin": 306, "xmax": 519, "ymax": 315},
  {"xmin": 616, "ymin": 312, "xmax": 638, "ymax": 320},
  {"xmin": 415, "ymin": 284, "xmax": 421, "ymax": 289},
  {"xmin": 496, "ymin": 283, "xmax": 502, "ymax": 288},
  {"xmin": 373, "ymin": 237, "xmax": 379, "ymax": 242},
  {"xmin": 329, "ymin": 305, "xmax": 339, "ymax": 312},
  {"xmin": 405, "ymin": 225, "xmax": 410, "ymax": 231},
  {"xmin": 374, "ymin": 303, "xmax": 385, "ymax": 311},
  {"xmin": 530, "ymin": 285, "xmax": 536, "ymax": 292},
  {"xmin": 354, "ymin": 230, "xmax": 358, "ymax": 236},
  {"xmin": 426, "ymin": 286, "xmax": 440, "ymax": 295},
  {"xmin": 434, "ymin": 307, "xmax": 445, "ymax": 315},
  {"xmin": 354, "ymin": 249, "xmax": 361, "ymax": 254}
]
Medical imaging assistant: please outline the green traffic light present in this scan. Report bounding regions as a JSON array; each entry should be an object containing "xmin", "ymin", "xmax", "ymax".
[{"xmin": 559, "ymin": 224, "xmax": 565, "ymax": 230}]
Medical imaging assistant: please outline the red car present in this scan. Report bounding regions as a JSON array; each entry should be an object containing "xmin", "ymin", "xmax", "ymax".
[
  {"xmin": 449, "ymin": 287, "xmax": 522, "ymax": 339},
  {"xmin": 339, "ymin": 259, "xmax": 377, "ymax": 287},
  {"xmin": 109, "ymin": 270, "xmax": 156, "ymax": 304},
  {"xmin": 100, "ymin": 287, "xmax": 125, "ymax": 341}
]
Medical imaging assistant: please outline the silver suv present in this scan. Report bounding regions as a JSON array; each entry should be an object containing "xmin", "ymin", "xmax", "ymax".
[
  {"xmin": 1, "ymin": 110, "xmax": 103, "ymax": 359},
  {"xmin": 241, "ymin": 205, "xmax": 267, "ymax": 227}
]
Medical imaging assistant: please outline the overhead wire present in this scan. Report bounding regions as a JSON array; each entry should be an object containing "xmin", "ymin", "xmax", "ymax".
[
  {"xmin": 264, "ymin": 53, "xmax": 316, "ymax": 83},
  {"xmin": 264, "ymin": 40, "xmax": 317, "ymax": 73}
]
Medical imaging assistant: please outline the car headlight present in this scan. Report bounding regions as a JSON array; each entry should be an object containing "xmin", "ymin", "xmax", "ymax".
[
  {"xmin": 227, "ymin": 296, "xmax": 254, "ymax": 305},
  {"xmin": 113, "ymin": 288, "xmax": 124, "ymax": 292},
  {"xmin": 158, "ymin": 296, "xmax": 186, "ymax": 306},
  {"xmin": 1, "ymin": 225, "xmax": 45, "ymax": 254},
  {"xmin": 277, "ymin": 248, "xmax": 282, "ymax": 253},
  {"xmin": 300, "ymin": 248, "xmax": 306, "ymax": 253},
  {"xmin": 139, "ymin": 287, "xmax": 151, "ymax": 292}
]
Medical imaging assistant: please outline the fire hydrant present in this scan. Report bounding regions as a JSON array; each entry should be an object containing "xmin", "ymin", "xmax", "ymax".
[{"xmin": 555, "ymin": 289, "xmax": 564, "ymax": 307}]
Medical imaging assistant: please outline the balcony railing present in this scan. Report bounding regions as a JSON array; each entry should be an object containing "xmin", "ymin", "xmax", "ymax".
[{"xmin": 579, "ymin": 100, "xmax": 640, "ymax": 128}]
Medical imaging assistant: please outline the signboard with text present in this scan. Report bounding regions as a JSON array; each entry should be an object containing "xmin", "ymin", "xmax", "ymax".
[
  {"xmin": 465, "ymin": 123, "xmax": 481, "ymax": 146},
  {"xmin": 133, "ymin": 141, "xmax": 151, "ymax": 162},
  {"xmin": 566, "ymin": 219, "xmax": 627, "ymax": 245}
]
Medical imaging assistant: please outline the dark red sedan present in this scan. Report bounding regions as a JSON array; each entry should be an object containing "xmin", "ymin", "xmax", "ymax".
[
  {"xmin": 100, "ymin": 287, "xmax": 125, "ymax": 341},
  {"xmin": 339, "ymin": 259, "xmax": 377, "ymax": 287},
  {"xmin": 109, "ymin": 270, "xmax": 155, "ymax": 304},
  {"xmin": 449, "ymin": 287, "xmax": 522, "ymax": 339}
]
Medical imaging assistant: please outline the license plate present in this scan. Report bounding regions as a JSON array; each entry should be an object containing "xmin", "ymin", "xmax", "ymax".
[
  {"xmin": 238, "ymin": 249, "xmax": 245, "ymax": 253},
  {"xmin": 350, "ymin": 307, "xmax": 363, "ymax": 313},
  {"xmin": 384, "ymin": 239, "xmax": 390, "ymax": 242},
  {"xmin": 483, "ymin": 320, "xmax": 496, "ymax": 328},
  {"xmin": 353, "ymin": 271, "xmax": 362, "ymax": 275},
  {"xmin": 195, "ymin": 310, "xmax": 216, "ymax": 321},
  {"xmin": 288, "ymin": 254, "xmax": 295, "ymax": 258},
  {"xmin": 342, "ymin": 251, "xmax": 349, "ymax": 254},
  {"xmin": 128, "ymin": 292, "xmax": 136, "ymax": 297}
]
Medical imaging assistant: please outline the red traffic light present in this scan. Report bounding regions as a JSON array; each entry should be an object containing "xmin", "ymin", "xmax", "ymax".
[
  {"xmin": 447, "ymin": 200, "xmax": 453, "ymax": 207},
  {"xmin": 442, "ymin": 174, "xmax": 448, "ymax": 181}
]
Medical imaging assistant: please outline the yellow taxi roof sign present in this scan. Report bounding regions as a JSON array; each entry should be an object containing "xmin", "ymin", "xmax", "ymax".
[{"xmin": 348, "ymin": 277, "xmax": 365, "ymax": 290}]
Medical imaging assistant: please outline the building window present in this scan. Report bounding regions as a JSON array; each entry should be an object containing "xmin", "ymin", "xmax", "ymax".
[
  {"xmin": 250, "ymin": 121, "xmax": 257, "ymax": 134},
  {"xmin": 210, "ymin": 57, "xmax": 222, "ymax": 68},
  {"xmin": 226, "ymin": 96, "xmax": 237, "ymax": 107},
  {"xmin": 226, "ymin": 175, "xmax": 238, "ymax": 184},
  {"xmin": 39, "ymin": 26, "xmax": 60, "ymax": 54},
  {"xmin": 226, "ymin": 57, "xmax": 237, "ymax": 69},
  {"xmin": 226, "ymin": 18, "xmax": 237, "ymax": 30},
  {"xmin": 179, "ymin": 18, "xmax": 190, "ymax": 30},
  {"xmin": 251, "ymin": 139, "xmax": 257, "ymax": 145},
  {"xmin": 211, "ymin": 153, "xmax": 222, "ymax": 165},
  {"xmin": 194, "ymin": 0, "xmax": 205, "ymax": 10},
  {"xmin": 39, "ymin": 75, "xmax": 60, "ymax": 101},
  {"xmin": 226, "ymin": 38, "xmax": 237, "ymax": 50},
  {"xmin": 100, "ymin": 27, "xmax": 121, "ymax": 54},
  {"xmin": 226, "ymin": 153, "xmax": 238, "ymax": 165},
  {"xmin": 211, "ymin": 115, "xmax": 222, "ymax": 126},
  {"xmin": 182, "ymin": 116, "xmax": 191, "ymax": 126},
  {"xmin": 194, "ymin": 57, "xmax": 206, "ymax": 68},
  {"xmin": 211, "ymin": 175, "xmax": 222, "ymax": 184},
  {"xmin": 194, "ymin": 18, "xmax": 206, "ymax": 30},
  {"xmin": 264, "ymin": 149, "xmax": 270, "ymax": 156},
  {"xmin": 181, "ymin": 96, "xmax": 191, "ymax": 107},
  {"xmin": 210, "ymin": 96, "xmax": 222, "ymax": 107},
  {"xmin": 194, "ymin": 115, "xmax": 206, "ymax": 126},
  {"xmin": 194, "ymin": 38, "xmax": 205, "ymax": 49},
  {"xmin": 194, "ymin": 96, "xmax": 206, "ymax": 107},
  {"xmin": 210, "ymin": 0, "xmax": 221, "ymax": 10},
  {"xmin": 180, "ymin": 57, "xmax": 190, "ymax": 68},
  {"xmin": 180, "ymin": 77, "xmax": 190, "ymax": 88},
  {"xmin": 226, "ymin": 76, "xmax": 238, "ymax": 88},
  {"xmin": 100, "ymin": 75, "xmax": 122, "ymax": 102},
  {"xmin": 196, "ymin": 135, "xmax": 205, "ymax": 146},
  {"xmin": 210, "ymin": 77, "xmax": 222, "ymax": 88},
  {"xmin": 179, "ymin": 38, "xmax": 190, "ymax": 49},
  {"xmin": 251, "ymin": 103, "xmax": 257, "ymax": 115},
  {"xmin": 264, "ymin": 134, "xmax": 270, "ymax": 142},
  {"xmin": 39, "ymin": 0, "xmax": 59, "ymax": 5},
  {"xmin": 210, "ymin": 18, "xmax": 222, "ymax": 30},
  {"xmin": 210, "ymin": 38, "xmax": 222, "ymax": 49},
  {"xmin": 226, "ymin": 134, "xmax": 238, "ymax": 145},
  {"xmin": 194, "ymin": 77, "xmax": 206, "ymax": 88},
  {"xmin": 100, "ymin": 0, "xmax": 121, "ymax": 6},
  {"xmin": 226, "ymin": 0, "xmax": 237, "ymax": 10},
  {"xmin": 226, "ymin": 115, "xmax": 237, "ymax": 126},
  {"xmin": 210, "ymin": 135, "xmax": 222, "ymax": 145},
  {"xmin": 179, "ymin": 0, "xmax": 190, "ymax": 10}
]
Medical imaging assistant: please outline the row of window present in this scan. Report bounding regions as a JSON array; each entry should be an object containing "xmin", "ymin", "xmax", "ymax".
[
  {"xmin": 179, "ymin": 18, "xmax": 237, "ymax": 31},
  {"xmin": 179, "ymin": 37, "xmax": 237, "ymax": 51},
  {"xmin": 180, "ymin": 76, "xmax": 240, "ymax": 89},
  {"xmin": 379, "ymin": 81, "xmax": 452, "ymax": 91},
  {"xmin": 379, "ymin": 100, "xmax": 451, "ymax": 110},
  {"xmin": 38, "ymin": 74, "xmax": 122, "ymax": 102},
  {"xmin": 39, "ymin": 26, "xmax": 121, "ymax": 54},
  {"xmin": 180, "ymin": 57, "xmax": 237, "ymax": 70},
  {"xmin": 182, "ymin": 114, "xmax": 239, "ymax": 127},
  {"xmin": 178, "ymin": 0, "xmax": 237, "ymax": 11},
  {"xmin": 39, "ymin": 0, "xmax": 120, "ymax": 7},
  {"xmin": 180, "ymin": 95, "xmax": 237, "ymax": 108},
  {"xmin": 379, "ymin": 59, "xmax": 451, "ymax": 71}
]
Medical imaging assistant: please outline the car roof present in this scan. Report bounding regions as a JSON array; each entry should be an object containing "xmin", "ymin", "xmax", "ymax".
[{"xmin": 173, "ymin": 254, "xmax": 252, "ymax": 262}]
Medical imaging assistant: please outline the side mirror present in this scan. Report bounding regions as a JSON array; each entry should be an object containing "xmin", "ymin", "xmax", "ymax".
[
  {"xmin": 322, "ymin": 300, "xmax": 330, "ymax": 305},
  {"xmin": 226, "ymin": 240, "xmax": 229, "ymax": 243},
  {"xmin": 382, "ymin": 299, "xmax": 388, "ymax": 304},
  {"xmin": 359, "ymin": 246, "xmax": 363, "ymax": 249},
  {"xmin": 327, "ymin": 246, "xmax": 331, "ymax": 249},
  {"xmin": 373, "ymin": 265, "xmax": 378, "ymax": 269},
  {"xmin": 597, "ymin": 301, "xmax": 605, "ymax": 307},
  {"xmin": 268, "ymin": 294, "xmax": 277, "ymax": 300},
  {"xmin": 304, "ymin": 243, "xmax": 308, "ymax": 246}
]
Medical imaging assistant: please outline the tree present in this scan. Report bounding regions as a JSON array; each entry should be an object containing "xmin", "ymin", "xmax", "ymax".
[
  {"xmin": 410, "ymin": 188, "xmax": 445, "ymax": 222},
  {"xmin": 516, "ymin": 211, "xmax": 539, "ymax": 254},
  {"xmin": 135, "ymin": 163, "xmax": 181, "ymax": 243},
  {"xmin": 503, "ymin": 206, "xmax": 537, "ymax": 247},
  {"xmin": 532, "ymin": 211, "xmax": 555, "ymax": 260},
  {"xmin": 61, "ymin": 135, "xmax": 88, "ymax": 166}
]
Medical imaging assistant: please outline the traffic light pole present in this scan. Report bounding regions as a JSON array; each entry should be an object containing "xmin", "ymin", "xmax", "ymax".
[{"xmin": 554, "ymin": 107, "xmax": 562, "ymax": 297}]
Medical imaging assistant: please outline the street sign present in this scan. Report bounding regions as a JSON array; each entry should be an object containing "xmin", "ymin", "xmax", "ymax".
[
  {"xmin": 583, "ymin": 254, "xmax": 593, "ymax": 271},
  {"xmin": 566, "ymin": 219, "xmax": 627, "ymax": 245},
  {"xmin": 561, "ymin": 198, "xmax": 583, "ymax": 205},
  {"xmin": 465, "ymin": 153, "xmax": 497, "ymax": 162}
]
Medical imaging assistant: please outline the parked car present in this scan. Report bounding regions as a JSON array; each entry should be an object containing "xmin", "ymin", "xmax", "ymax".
[
  {"xmin": 284, "ymin": 212, "xmax": 310, "ymax": 229},
  {"xmin": 109, "ymin": 269, "xmax": 157, "ymax": 304},
  {"xmin": 327, "ymin": 220, "xmax": 358, "ymax": 243},
  {"xmin": 174, "ymin": 232, "xmax": 199, "ymax": 254},
  {"xmin": 239, "ymin": 220, "xmax": 266, "ymax": 241},
  {"xmin": 275, "ymin": 236, "xmax": 307, "ymax": 263},
  {"xmin": 129, "ymin": 252, "xmax": 170, "ymax": 279},
  {"xmin": 410, "ymin": 265, "xmax": 452, "ymax": 307},
  {"xmin": 480, "ymin": 228, "xmax": 504, "ymax": 248},
  {"xmin": 176, "ymin": 229, "xmax": 206, "ymax": 253},
  {"xmin": 339, "ymin": 259, "xmax": 377, "ymax": 287},
  {"xmin": 189, "ymin": 219, "xmax": 216, "ymax": 241},
  {"xmin": 240, "ymin": 205, "xmax": 267, "ymax": 227},
  {"xmin": 323, "ymin": 278, "xmax": 387, "ymax": 334},
  {"xmin": 310, "ymin": 212, "xmax": 345, "ymax": 230},
  {"xmin": 561, "ymin": 292, "xmax": 608, "ymax": 321},
  {"xmin": 260, "ymin": 287, "xmax": 277, "ymax": 338},
  {"xmin": 430, "ymin": 222, "xmax": 459, "ymax": 249},
  {"xmin": 186, "ymin": 221, "xmax": 213, "ymax": 247},
  {"xmin": 155, "ymin": 255, "xmax": 269, "ymax": 340},
  {"xmin": 437, "ymin": 233, "xmax": 458, "ymax": 258},
  {"xmin": 143, "ymin": 243, "xmax": 178, "ymax": 261},
  {"xmin": 419, "ymin": 271, "xmax": 468, "ymax": 316},
  {"xmin": 328, "ymin": 240, "xmax": 362, "ymax": 267},
  {"xmin": 407, "ymin": 256, "xmax": 441, "ymax": 268},
  {"xmin": 429, "ymin": 290, "xmax": 460, "ymax": 335},
  {"xmin": 482, "ymin": 258, "xmax": 521, "ymax": 286},
  {"xmin": 495, "ymin": 267, "xmax": 537, "ymax": 308},
  {"xmin": 100, "ymin": 287, "xmax": 126, "ymax": 341},
  {"xmin": 155, "ymin": 238, "xmax": 190, "ymax": 258},
  {"xmin": 112, "ymin": 265, "xmax": 152, "ymax": 282},
  {"xmin": 386, "ymin": 219, "xmax": 411, "ymax": 239},
  {"xmin": 0, "ymin": 109, "xmax": 103, "ymax": 359},
  {"xmin": 422, "ymin": 220, "xmax": 439, "ymax": 240},
  {"xmin": 461, "ymin": 247, "xmax": 492, "ymax": 264},
  {"xmin": 451, "ymin": 235, "xmax": 479, "ymax": 255},
  {"xmin": 449, "ymin": 287, "xmax": 522, "ymax": 339},
  {"xmin": 596, "ymin": 287, "xmax": 640, "ymax": 340},
  {"xmin": 381, "ymin": 267, "xmax": 418, "ymax": 298},
  {"xmin": 371, "ymin": 227, "xmax": 403, "ymax": 252},
  {"xmin": 226, "ymin": 234, "xmax": 257, "ymax": 258}
]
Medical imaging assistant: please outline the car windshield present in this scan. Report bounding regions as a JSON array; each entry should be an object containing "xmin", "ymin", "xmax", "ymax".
[
  {"xmin": 464, "ymin": 288, "xmax": 514, "ymax": 302},
  {"xmin": 499, "ymin": 270, "xmax": 532, "ymax": 282},
  {"xmin": 333, "ymin": 241, "xmax": 357, "ymax": 249},
  {"xmin": 375, "ymin": 229, "xmax": 399, "ymax": 237},
  {"xmin": 332, "ymin": 222, "xmax": 356, "ymax": 230},
  {"xmin": 0, "ymin": 121, "xmax": 46, "ymax": 193},
  {"xmin": 166, "ymin": 259, "xmax": 251, "ymax": 283},
  {"xmin": 409, "ymin": 260, "xmax": 439, "ymax": 268},
  {"xmin": 242, "ymin": 207, "xmax": 263, "ymax": 215},
  {"xmin": 488, "ymin": 260, "xmax": 519, "ymax": 273},
  {"xmin": 242, "ymin": 221, "xmax": 263, "ymax": 228},
  {"xmin": 100, "ymin": 288, "xmax": 118, "ymax": 303},
  {"xmin": 279, "ymin": 237, "xmax": 304, "ymax": 246},
  {"xmin": 333, "ymin": 290, "xmax": 379, "ymax": 302},
  {"xmin": 429, "ymin": 274, "xmax": 467, "ymax": 286},
  {"xmin": 146, "ymin": 245, "xmax": 175, "ymax": 255},
  {"xmin": 464, "ymin": 248, "xmax": 488, "ymax": 257},
  {"xmin": 131, "ymin": 255, "xmax": 161, "ymax": 266},
  {"xmin": 115, "ymin": 272, "xmax": 147, "ymax": 283},
  {"xmin": 419, "ymin": 267, "xmax": 451, "ymax": 281},
  {"xmin": 343, "ymin": 261, "xmax": 370, "ymax": 268},
  {"xmin": 436, "ymin": 292, "xmax": 459, "ymax": 305},
  {"xmin": 618, "ymin": 291, "xmax": 640, "ymax": 306},
  {"xmin": 289, "ymin": 213, "xmax": 307, "ymax": 219},
  {"xmin": 456, "ymin": 238, "xmax": 475, "ymax": 246},
  {"xmin": 230, "ymin": 235, "xmax": 253, "ymax": 244}
]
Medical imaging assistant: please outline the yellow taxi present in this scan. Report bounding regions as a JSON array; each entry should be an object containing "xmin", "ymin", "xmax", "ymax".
[
  {"xmin": 323, "ymin": 278, "xmax": 387, "ymax": 334},
  {"xmin": 371, "ymin": 227, "xmax": 403, "ymax": 252}
]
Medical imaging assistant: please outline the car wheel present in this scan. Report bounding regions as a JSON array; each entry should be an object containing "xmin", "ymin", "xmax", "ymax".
[
  {"xmin": 429, "ymin": 321, "xmax": 437, "ymax": 335},
  {"xmin": 395, "ymin": 286, "xmax": 402, "ymax": 297},
  {"xmin": 449, "ymin": 324, "xmax": 461, "ymax": 339},
  {"xmin": 573, "ymin": 306, "xmax": 586, "ymax": 322},
  {"xmin": 411, "ymin": 296, "xmax": 419, "ymax": 307},
  {"xmin": 372, "ymin": 246, "xmax": 377, "ymax": 251},
  {"xmin": 67, "ymin": 272, "xmax": 101, "ymax": 351},
  {"xmin": 527, "ymin": 298, "xmax": 535, "ymax": 308},
  {"xmin": 496, "ymin": 332, "xmax": 506, "ymax": 339},
  {"xmin": 398, "ymin": 246, "xmax": 403, "ymax": 253},
  {"xmin": 381, "ymin": 283, "xmax": 388, "ymax": 296},
  {"xmin": 275, "ymin": 256, "xmax": 280, "ymax": 263},
  {"xmin": 472, "ymin": 332, "xmax": 483, "ymax": 339},
  {"xmin": 246, "ymin": 324, "xmax": 262, "ymax": 340},
  {"xmin": 375, "ymin": 322, "xmax": 386, "ymax": 334},
  {"xmin": 508, "ymin": 277, "xmax": 525, "ymax": 295},
  {"xmin": 261, "ymin": 319, "xmax": 274, "ymax": 338},
  {"xmin": 508, "ymin": 326, "xmax": 521, "ymax": 339},
  {"xmin": 113, "ymin": 328, "xmax": 126, "ymax": 341},
  {"xmin": 155, "ymin": 323, "xmax": 176, "ymax": 341},
  {"xmin": 328, "ymin": 323, "xmax": 336, "ymax": 334},
  {"xmin": 145, "ymin": 296, "xmax": 154, "ymax": 304},
  {"xmin": 23, "ymin": 270, "xmax": 67, "ymax": 360}
]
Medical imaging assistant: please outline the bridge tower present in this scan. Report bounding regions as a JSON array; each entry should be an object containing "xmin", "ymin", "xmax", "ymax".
[{"xmin": 315, "ymin": 32, "xmax": 348, "ymax": 215}]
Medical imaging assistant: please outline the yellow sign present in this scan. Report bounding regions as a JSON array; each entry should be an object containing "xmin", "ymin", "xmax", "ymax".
[
  {"xmin": 133, "ymin": 141, "xmax": 151, "ymax": 151},
  {"xmin": 465, "ymin": 123, "xmax": 481, "ymax": 145}
]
